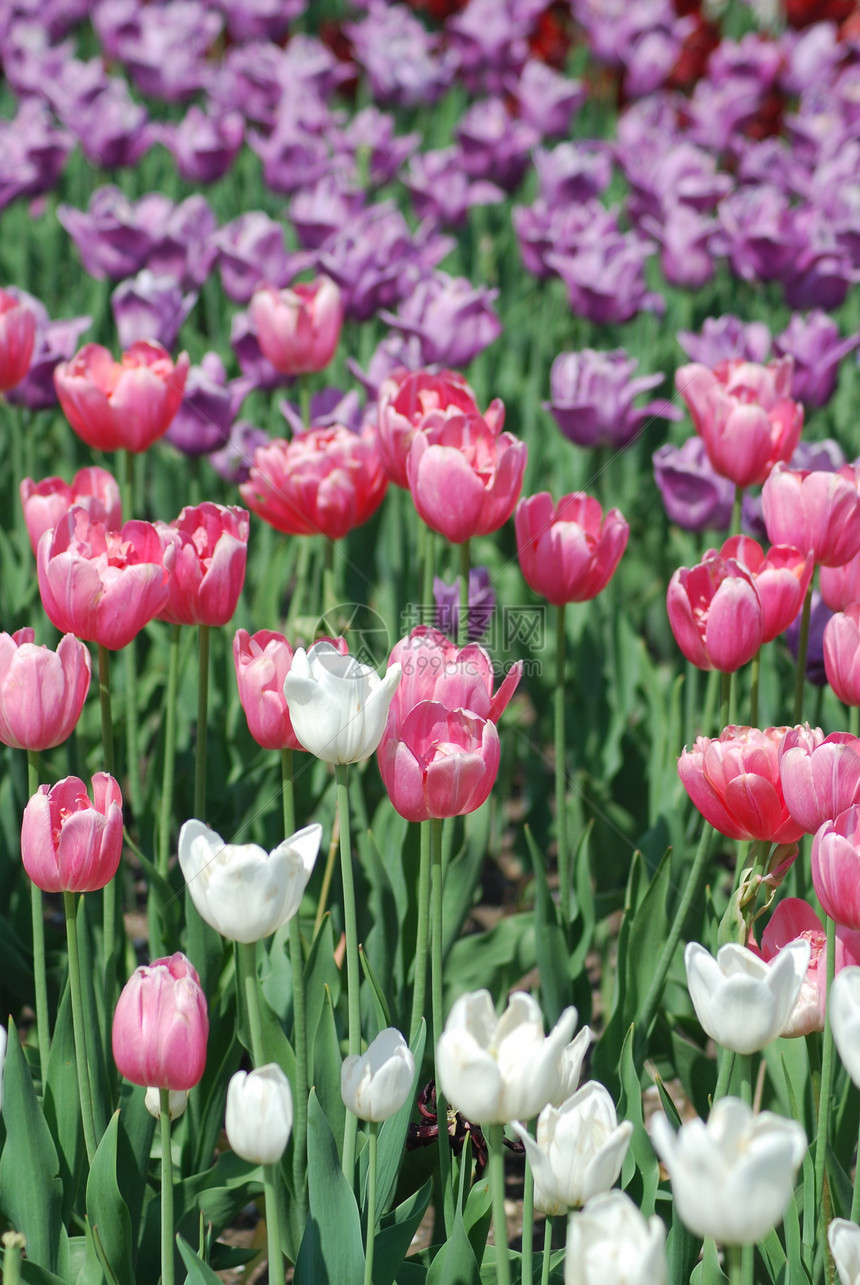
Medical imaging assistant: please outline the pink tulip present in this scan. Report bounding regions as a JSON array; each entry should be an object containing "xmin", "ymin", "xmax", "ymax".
[
  {"xmin": 675, "ymin": 357, "xmax": 802, "ymax": 487},
  {"xmin": 678, "ymin": 725, "xmax": 805, "ymax": 844},
  {"xmin": 666, "ymin": 551, "xmax": 764, "ymax": 672},
  {"xmin": 719, "ymin": 535, "xmax": 813, "ymax": 643},
  {"xmin": 757, "ymin": 898, "xmax": 860, "ymax": 1037},
  {"xmin": 113, "ymin": 952, "xmax": 208, "ymax": 1090},
  {"xmin": 157, "ymin": 503, "xmax": 249, "ymax": 628},
  {"xmin": 37, "ymin": 507, "xmax": 169, "ymax": 651},
  {"xmin": 249, "ymin": 275, "xmax": 342, "ymax": 377},
  {"xmin": 407, "ymin": 413, "xmax": 527, "ymax": 544},
  {"xmin": 240, "ymin": 425, "xmax": 388, "ymax": 539},
  {"xmin": 762, "ymin": 463, "xmax": 860, "ymax": 567},
  {"xmin": 378, "ymin": 701, "xmax": 501, "ymax": 822},
  {"xmin": 515, "ymin": 491, "xmax": 629, "ymax": 605},
  {"xmin": 0, "ymin": 629, "xmax": 91, "ymax": 751},
  {"xmin": 376, "ymin": 368, "xmax": 504, "ymax": 489},
  {"xmin": 824, "ymin": 606, "xmax": 860, "ymax": 707},
  {"xmin": 21, "ymin": 773, "xmax": 123, "ymax": 893},
  {"xmin": 820, "ymin": 549, "xmax": 860, "ymax": 613},
  {"xmin": 779, "ymin": 725, "xmax": 860, "ymax": 834},
  {"xmin": 20, "ymin": 466, "xmax": 122, "ymax": 555},
  {"xmin": 233, "ymin": 629, "xmax": 348, "ymax": 751},
  {"xmin": 386, "ymin": 627, "xmax": 522, "ymax": 738},
  {"xmin": 0, "ymin": 289, "xmax": 36, "ymax": 391},
  {"xmin": 812, "ymin": 805, "xmax": 860, "ymax": 929},
  {"xmin": 54, "ymin": 340, "xmax": 189, "ymax": 454}
]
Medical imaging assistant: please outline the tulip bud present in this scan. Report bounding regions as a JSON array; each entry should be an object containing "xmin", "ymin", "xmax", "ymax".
[
  {"xmin": 566, "ymin": 1190, "xmax": 667, "ymax": 1285},
  {"xmin": 113, "ymin": 952, "xmax": 208, "ymax": 1091},
  {"xmin": 341, "ymin": 1028, "xmax": 415, "ymax": 1122},
  {"xmin": 225, "ymin": 1064, "xmax": 293, "ymax": 1164},
  {"xmin": 0, "ymin": 630, "xmax": 91, "ymax": 752},
  {"xmin": 144, "ymin": 1087, "xmax": 188, "ymax": 1120},
  {"xmin": 249, "ymin": 276, "xmax": 343, "ymax": 376},
  {"xmin": 684, "ymin": 940, "xmax": 810, "ymax": 1054},
  {"xmin": 21, "ymin": 774, "xmax": 123, "ymax": 894}
]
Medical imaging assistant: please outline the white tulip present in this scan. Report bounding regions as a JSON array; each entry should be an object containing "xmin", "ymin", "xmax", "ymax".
[
  {"xmin": 830, "ymin": 966, "xmax": 860, "ymax": 1087},
  {"xmin": 282, "ymin": 641, "xmax": 402, "ymax": 764},
  {"xmin": 341, "ymin": 1027, "xmax": 415, "ymax": 1122},
  {"xmin": 435, "ymin": 990, "xmax": 577, "ymax": 1125},
  {"xmin": 829, "ymin": 1218, "xmax": 860, "ymax": 1285},
  {"xmin": 549, "ymin": 1025, "xmax": 593, "ymax": 1107},
  {"xmin": 225, "ymin": 1064, "xmax": 293, "ymax": 1165},
  {"xmin": 650, "ymin": 1096, "xmax": 806, "ymax": 1245},
  {"xmin": 566, "ymin": 1190, "xmax": 667, "ymax": 1285},
  {"xmin": 513, "ymin": 1081, "xmax": 632, "ymax": 1215},
  {"xmin": 177, "ymin": 819, "xmax": 322, "ymax": 943},
  {"xmin": 684, "ymin": 939, "xmax": 810, "ymax": 1054},
  {"xmin": 144, "ymin": 1087, "xmax": 188, "ymax": 1120}
]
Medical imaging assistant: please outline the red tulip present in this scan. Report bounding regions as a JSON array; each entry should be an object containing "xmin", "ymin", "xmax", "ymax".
[
  {"xmin": 757, "ymin": 898, "xmax": 860, "ymax": 1037},
  {"xmin": 20, "ymin": 466, "xmax": 122, "ymax": 555},
  {"xmin": 157, "ymin": 503, "xmax": 249, "ymax": 628},
  {"xmin": 678, "ymin": 725, "xmax": 804, "ymax": 843},
  {"xmin": 0, "ymin": 629, "xmax": 91, "ymax": 751},
  {"xmin": 113, "ymin": 952, "xmax": 208, "ymax": 1090},
  {"xmin": 515, "ymin": 491, "xmax": 628, "ymax": 605},
  {"xmin": 21, "ymin": 773, "xmax": 123, "ymax": 893}
]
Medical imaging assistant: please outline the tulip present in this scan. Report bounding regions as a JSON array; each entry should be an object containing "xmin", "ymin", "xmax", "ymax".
[
  {"xmin": 779, "ymin": 725, "xmax": 860, "ymax": 834},
  {"xmin": 433, "ymin": 566, "xmax": 494, "ymax": 643},
  {"xmin": 652, "ymin": 436, "xmax": 734, "ymax": 533},
  {"xmin": 20, "ymin": 466, "xmax": 122, "ymax": 555},
  {"xmin": 720, "ymin": 535, "xmax": 813, "ymax": 643},
  {"xmin": 515, "ymin": 492, "xmax": 629, "ymax": 605},
  {"xmin": 684, "ymin": 939, "xmax": 810, "ymax": 1054},
  {"xmin": 144, "ymin": 1087, "xmax": 188, "ymax": 1120},
  {"xmin": 565, "ymin": 1190, "xmax": 667, "ymax": 1285},
  {"xmin": 341, "ymin": 1027, "xmax": 415, "ymax": 1122},
  {"xmin": 283, "ymin": 640, "xmax": 401, "ymax": 765},
  {"xmin": 821, "ymin": 549, "xmax": 860, "ymax": 614},
  {"xmin": 763, "ymin": 463, "xmax": 860, "ymax": 568},
  {"xmin": 112, "ymin": 952, "xmax": 209, "ymax": 1090},
  {"xmin": 378, "ymin": 701, "xmax": 500, "ymax": 822},
  {"xmin": 177, "ymin": 819, "xmax": 322, "ymax": 943},
  {"xmin": 37, "ymin": 508, "xmax": 169, "ymax": 650},
  {"xmin": 386, "ymin": 627, "xmax": 521, "ymax": 738},
  {"xmin": 513, "ymin": 1082, "xmax": 633, "ymax": 1215},
  {"xmin": 757, "ymin": 899, "xmax": 860, "ymax": 1038},
  {"xmin": 675, "ymin": 357, "xmax": 802, "ymax": 487},
  {"xmin": 249, "ymin": 275, "xmax": 343, "ymax": 375},
  {"xmin": 406, "ymin": 413, "xmax": 527, "ymax": 544},
  {"xmin": 22, "ymin": 773, "xmax": 123, "ymax": 894},
  {"xmin": 832, "ymin": 967, "xmax": 860, "ymax": 1090},
  {"xmin": 225, "ymin": 1064, "xmax": 294, "ymax": 1164},
  {"xmin": 666, "ymin": 552, "xmax": 764, "ymax": 672},
  {"xmin": 54, "ymin": 339, "xmax": 189, "ymax": 453},
  {"xmin": 435, "ymin": 989, "xmax": 577, "ymax": 1124},
  {"xmin": 0, "ymin": 629, "xmax": 91, "ymax": 751},
  {"xmin": 812, "ymin": 806, "xmax": 860, "ymax": 930},
  {"xmin": 649, "ymin": 1097, "xmax": 806, "ymax": 1244},
  {"xmin": 376, "ymin": 367, "xmax": 503, "ymax": 490},
  {"xmin": 824, "ymin": 606, "xmax": 860, "ymax": 707},
  {"xmin": 829, "ymin": 1218, "xmax": 860, "ymax": 1285},
  {"xmin": 240, "ymin": 426, "xmax": 388, "ymax": 540},
  {"xmin": 549, "ymin": 1026, "xmax": 593, "ymax": 1107},
  {"xmin": 233, "ymin": 630, "xmax": 349, "ymax": 752},
  {"xmin": 678, "ymin": 726, "xmax": 805, "ymax": 844},
  {"xmin": 157, "ymin": 503, "xmax": 249, "ymax": 628},
  {"xmin": 0, "ymin": 288, "xmax": 36, "ymax": 390}
]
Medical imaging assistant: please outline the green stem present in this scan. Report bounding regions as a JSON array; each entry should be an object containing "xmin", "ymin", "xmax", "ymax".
[
  {"xmin": 160, "ymin": 1088, "xmax": 175, "ymax": 1285},
  {"xmin": 2, "ymin": 1232, "xmax": 25, "ymax": 1285},
  {"xmin": 713, "ymin": 1048, "xmax": 736, "ymax": 1102},
  {"xmin": 730, "ymin": 485, "xmax": 744, "ymax": 537},
  {"xmin": 299, "ymin": 374, "xmax": 311, "ymax": 431},
  {"xmin": 313, "ymin": 825, "xmax": 339, "ymax": 939},
  {"xmin": 97, "ymin": 645, "xmax": 115, "ymax": 776},
  {"xmin": 793, "ymin": 581, "xmax": 814, "ymax": 726},
  {"xmin": 487, "ymin": 1123, "xmax": 512, "ymax": 1285},
  {"xmin": 337, "ymin": 763, "xmax": 361, "ymax": 1181},
  {"xmin": 458, "ymin": 539, "xmax": 471, "ymax": 649},
  {"xmin": 720, "ymin": 669, "xmax": 732, "ymax": 732},
  {"xmin": 263, "ymin": 1163, "xmax": 284, "ymax": 1285},
  {"xmin": 96, "ymin": 648, "xmax": 120, "ymax": 1069},
  {"xmin": 540, "ymin": 1218, "xmax": 552, "ymax": 1285},
  {"xmin": 158, "ymin": 624, "xmax": 182, "ymax": 877},
  {"xmin": 26, "ymin": 750, "xmax": 50, "ymax": 1079},
  {"xmin": 63, "ymin": 892, "xmax": 99, "ymax": 1165},
  {"xmin": 521, "ymin": 1142, "xmax": 534, "ymax": 1285},
  {"xmin": 749, "ymin": 649, "xmax": 760, "ymax": 730},
  {"xmin": 119, "ymin": 449, "xmax": 134, "ymax": 526},
  {"xmin": 815, "ymin": 914, "xmax": 837, "ymax": 1250},
  {"xmin": 124, "ymin": 639, "xmax": 143, "ymax": 822},
  {"xmin": 282, "ymin": 750, "xmax": 308, "ymax": 1224},
  {"xmin": 194, "ymin": 624, "xmax": 210, "ymax": 820},
  {"xmin": 736, "ymin": 1053, "xmax": 752, "ymax": 1105},
  {"xmin": 431, "ymin": 816, "xmax": 454, "ymax": 1235},
  {"xmin": 363, "ymin": 1121, "xmax": 378, "ymax": 1285},
  {"xmin": 410, "ymin": 821, "xmax": 432, "ymax": 1044},
  {"xmin": 555, "ymin": 603, "xmax": 570, "ymax": 933},
  {"xmin": 727, "ymin": 1243, "xmax": 743, "ymax": 1285},
  {"xmin": 286, "ymin": 537, "xmax": 313, "ymax": 631},
  {"xmin": 422, "ymin": 525, "xmax": 435, "ymax": 617},
  {"xmin": 635, "ymin": 824, "xmax": 714, "ymax": 1051},
  {"xmin": 238, "ymin": 941, "xmax": 265, "ymax": 1069},
  {"xmin": 323, "ymin": 537, "xmax": 336, "ymax": 615}
]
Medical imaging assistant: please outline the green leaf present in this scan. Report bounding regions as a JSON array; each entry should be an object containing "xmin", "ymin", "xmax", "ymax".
[
  {"xmin": 43, "ymin": 980, "xmax": 84, "ymax": 1225},
  {"xmin": 293, "ymin": 1091, "xmax": 365, "ymax": 1285},
  {"xmin": 617, "ymin": 1024, "xmax": 659, "ymax": 1217},
  {"xmin": 19, "ymin": 1266, "xmax": 67, "ymax": 1285},
  {"xmin": 176, "ymin": 1234, "xmax": 224, "ymax": 1285},
  {"xmin": 373, "ymin": 1179, "xmax": 432, "ymax": 1285},
  {"xmin": 114, "ymin": 1084, "xmax": 155, "ymax": 1261},
  {"xmin": 312, "ymin": 985, "xmax": 346, "ymax": 1163},
  {"xmin": 86, "ymin": 1111, "xmax": 135, "ymax": 1285},
  {"xmin": 524, "ymin": 825, "xmax": 570, "ymax": 1027},
  {"xmin": 690, "ymin": 1238, "xmax": 727, "ymax": 1283},
  {"xmin": 305, "ymin": 915, "xmax": 341, "ymax": 1053},
  {"xmin": 426, "ymin": 1201, "xmax": 481, "ymax": 1285},
  {"xmin": 462, "ymin": 1168, "xmax": 492, "ymax": 1267},
  {"xmin": 360, "ymin": 943, "xmax": 392, "ymax": 1036},
  {"xmin": 0, "ymin": 1023, "xmax": 65, "ymax": 1275}
]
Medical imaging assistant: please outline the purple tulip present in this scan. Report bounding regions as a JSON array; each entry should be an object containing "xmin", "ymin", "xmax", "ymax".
[
  {"xmin": 404, "ymin": 148, "xmax": 505, "ymax": 229},
  {"xmin": 774, "ymin": 311, "xmax": 860, "ymax": 408},
  {"xmin": 677, "ymin": 315, "xmax": 772, "ymax": 367},
  {"xmin": 781, "ymin": 205, "xmax": 859, "ymax": 311},
  {"xmin": 5, "ymin": 289, "xmax": 91, "ymax": 411},
  {"xmin": 290, "ymin": 176, "xmax": 366, "ymax": 251},
  {"xmin": 514, "ymin": 198, "xmax": 619, "ymax": 280},
  {"xmin": 279, "ymin": 388, "xmax": 365, "ymax": 436},
  {"xmin": 379, "ymin": 272, "xmax": 502, "ymax": 368},
  {"xmin": 434, "ymin": 567, "xmax": 495, "ymax": 643},
  {"xmin": 548, "ymin": 349, "xmax": 681, "ymax": 451},
  {"xmin": 209, "ymin": 420, "xmax": 269, "ymax": 485},
  {"xmin": 781, "ymin": 24, "xmax": 842, "ymax": 97},
  {"xmin": 718, "ymin": 184, "xmax": 799, "ymax": 283},
  {"xmin": 0, "ymin": 99, "xmax": 72, "ymax": 212},
  {"xmin": 111, "ymin": 271, "xmax": 197, "ymax": 351},
  {"xmin": 622, "ymin": 139, "xmax": 733, "ymax": 226},
  {"xmin": 328, "ymin": 105, "xmax": 421, "ymax": 188},
  {"xmin": 456, "ymin": 97, "xmax": 539, "ymax": 192},
  {"xmin": 165, "ymin": 354, "xmax": 239, "ymax": 456},
  {"xmin": 510, "ymin": 59, "xmax": 584, "ymax": 139},
  {"xmin": 145, "ymin": 195, "xmax": 217, "ymax": 290},
  {"xmin": 219, "ymin": 0, "xmax": 304, "ymax": 43},
  {"xmin": 212, "ymin": 211, "xmax": 301, "ymax": 303},
  {"xmin": 247, "ymin": 94, "xmax": 338, "ymax": 195},
  {"xmin": 642, "ymin": 204, "xmax": 719, "ymax": 290},
  {"xmin": 533, "ymin": 143, "xmax": 612, "ymax": 207},
  {"xmin": 1, "ymin": 20, "xmax": 75, "ymax": 97},
  {"xmin": 548, "ymin": 233, "xmax": 664, "ymax": 326},
  {"xmin": 208, "ymin": 39, "xmax": 286, "ymax": 126},
  {"xmin": 447, "ymin": 0, "xmax": 538, "ymax": 95},
  {"xmin": 347, "ymin": 333, "xmax": 425, "ymax": 400},
  {"xmin": 116, "ymin": 1, "xmax": 222, "ymax": 102},
  {"xmin": 66, "ymin": 78, "xmax": 155, "ymax": 169},
  {"xmin": 45, "ymin": 56, "xmax": 108, "ymax": 120},
  {"xmin": 91, "ymin": 0, "xmax": 141, "ymax": 59},
  {"xmin": 345, "ymin": 0, "xmax": 455, "ymax": 106},
  {"xmin": 653, "ymin": 437, "xmax": 734, "ymax": 533},
  {"xmin": 159, "ymin": 107, "xmax": 244, "ymax": 185}
]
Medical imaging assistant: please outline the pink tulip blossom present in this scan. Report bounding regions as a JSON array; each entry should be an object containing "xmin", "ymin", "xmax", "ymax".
[
  {"xmin": 249, "ymin": 275, "xmax": 343, "ymax": 376},
  {"xmin": 812, "ymin": 805, "xmax": 860, "ymax": 930},
  {"xmin": 666, "ymin": 551, "xmax": 764, "ymax": 672},
  {"xmin": 719, "ymin": 535, "xmax": 813, "ymax": 643},
  {"xmin": 378, "ymin": 700, "xmax": 500, "ymax": 822},
  {"xmin": 113, "ymin": 951, "xmax": 208, "ymax": 1090},
  {"xmin": 824, "ymin": 606, "xmax": 860, "ymax": 707},
  {"xmin": 21, "ymin": 773, "xmax": 123, "ymax": 894},
  {"xmin": 233, "ymin": 629, "xmax": 348, "ymax": 751},
  {"xmin": 779, "ymin": 724, "xmax": 860, "ymax": 834},
  {"xmin": 0, "ymin": 629, "xmax": 90, "ymax": 751},
  {"xmin": 756, "ymin": 898, "xmax": 860, "ymax": 1037},
  {"xmin": 0, "ymin": 288, "xmax": 36, "ymax": 390},
  {"xmin": 157, "ymin": 503, "xmax": 249, "ymax": 627},
  {"xmin": 19, "ymin": 466, "xmax": 122, "ymax": 555},
  {"xmin": 678, "ymin": 725, "xmax": 805, "ymax": 844},
  {"xmin": 820, "ymin": 549, "xmax": 860, "ymax": 613},
  {"xmin": 515, "ymin": 492, "xmax": 629, "ymax": 605},
  {"xmin": 763, "ymin": 463, "xmax": 860, "ymax": 568}
]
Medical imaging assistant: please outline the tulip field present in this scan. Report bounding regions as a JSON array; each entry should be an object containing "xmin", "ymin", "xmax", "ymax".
[{"xmin": 8, "ymin": 0, "xmax": 860, "ymax": 1283}]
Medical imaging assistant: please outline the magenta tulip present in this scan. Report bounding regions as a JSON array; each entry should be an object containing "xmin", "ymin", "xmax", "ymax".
[
  {"xmin": 37, "ymin": 507, "xmax": 169, "ymax": 650},
  {"xmin": 824, "ymin": 606, "xmax": 860, "ymax": 706},
  {"xmin": 249, "ymin": 275, "xmax": 343, "ymax": 377},
  {"xmin": 113, "ymin": 951, "xmax": 208, "ymax": 1090},
  {"xmin": 515, "ymin": 491, "xmax": 628, "ymax": 605},
  {"xmin": 20, "ymin": 466, "xmax": 122, "ymax": 556},
  {"xmin": 719, "ymin": 535, "xmax": 813, "ymax": 643},
  {"xmin": 157, "ymin": 503, "xmax": 249, "ymax": 628},
  {"xmin": 233, "ymin": 629, "xmax": 348, "ymax": 752},
  {"xmin": 779, "ymin": 725, "xmax": 860, "ymax": 834},
  {"xmin": 762, "ymin": 463, "xmax": 860, "ymax": 568},
  {"xmin": 0, "ymin": 629, "xmax": 91, "ymax": 751},
  {"xmin": 813, "ymin": 806, "xmax": 860, "ymax": 930},
  {"xmin": 378, "ymin": 700, "xmax": 500, "ymax": 821},
  {"xmin": 666, "ymin": 552, "xmax": 764, "ymax": 672},
  {"xmin": 22, "ymin": 773, "xmax": 123, "ymax": 893},
  {"xmin": 678, "ymin": 725, "xmax": 805, "ymax": 844}
]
